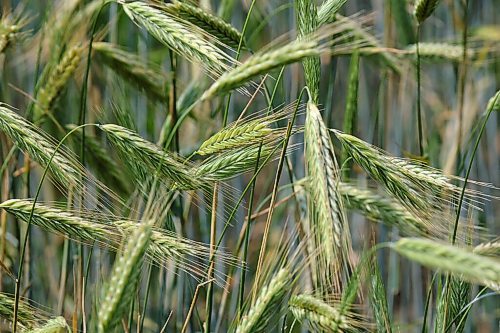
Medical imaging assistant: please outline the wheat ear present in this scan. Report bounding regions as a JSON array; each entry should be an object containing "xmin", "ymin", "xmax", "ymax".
[
  {"xmin": 406, "ymin": 43, "xmax": 474, "ymax": 62},
  {"xmin": 414, "ymin": 0, "xmax": 441, "ymax": 24},
  {"xmin": 473, "ymin": 240, "xmax": 500, "ymax": 257},
  {"xmin": 118, "ymin": 0, "xmax": 231, "ymax": 75},
  {"xmin": 36, "ymin": 44, "xmax": 84, "ymax": 118},
  {"xmin": 0, "ymin": 103, "xmax": 81, "ymax": 187},
  {"xmin": 0, "ymin": 199, "xmax": 232, "ymax": 281},
  {"xmin": 195, "ymin": 144, "xmax": 276, "ymax": 181},
  {"xmin": 29, "ymin": 317, "xmax": 71, "ymax": 333},
  {"xmin": 304, "ymin": 102, "xmax": 350, "ymax": 293},
  {"xmin": 93, "ymin": 42, "xmax": 168, "ymax": 102},
  {"xmin": 339, "ymin": 183, "xmax": 431, "ymax": 237},
  {"xmin": 0, "ymin": 292, "xmax": 43, "ymax": 331},
  {"xmin": 235, "ymin": 268, "xmax": 290, "ymax": 333},
  {"xmin": 332, "ymin": 130, "xmax": 473, "ymax": 211},
  {"xmin": 202, "ymin": 39, "xmax": 320, "ymax": 99},
  {"xmin": 98, "ymin": 223, "xmax": 151, "ymax": 332},
  {"xmin": 197, "ymin": 119, "xmax": 274, "ymax": 156},
  {"xmin": 99, "ymin": 124, "xmax": 201, "ymax": 190},
  {"xmin": 289, "ymin": 294, "xmax": 353, "ymax": 332},
  {"xmin": 317, "ymin": 0, "xmax": 348, "ymax": 25},
  {"xmin": 164, "ymin": 2, "xmax": 242, "ymax": 49},
  {"xmin": 392, "ymin": 238, "xmax": 500, "ymax": 290}
]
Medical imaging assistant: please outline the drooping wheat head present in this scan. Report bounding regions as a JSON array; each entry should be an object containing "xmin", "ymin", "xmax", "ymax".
[
  {"xmin": 164, "ymin": 1, "xmax": 243, "ymax": 49},
  {"xmin": 118, "ymin": 0, "xmax": 233, "ymax": 75}
]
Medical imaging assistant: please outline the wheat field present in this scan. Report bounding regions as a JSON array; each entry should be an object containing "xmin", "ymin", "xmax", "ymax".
[{"xmin": 0, "ymin": 0, "xmax": 498, "ymax": 332}]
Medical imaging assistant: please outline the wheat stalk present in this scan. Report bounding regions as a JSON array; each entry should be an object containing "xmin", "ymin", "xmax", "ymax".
[
  {"xmin": 98, "ymin": 222, "xmax": 151, "ymax": 332},
  {"xmin": 118, "ymin": 0, "xmax": 231, "ymax": 75},
  {"xmin": 392, "ymin": 238, "xmax": 500, "ymax": 290},
  {"xmin": 289, "ymin": 294, "xmax": 353, "ymax": 332},
  {"xmin": 295, "ymin": 0, "xmax": 320, "ymax": 102}
]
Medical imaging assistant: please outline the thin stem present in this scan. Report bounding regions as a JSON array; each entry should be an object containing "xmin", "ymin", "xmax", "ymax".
[
  {"xmin": 237, "ymin": 144, "xmax": 262, "ymax": 317},
  {"xmin": 456, "ymin": 0, "xmax": 470, "ymax": 175},
  {"xmin": 451, "ymin": 92, "xmax": 498, "ymax": 244},
  {"xmin": 253, "ymin": 111, "xmax": 298, "ymax": 300},
  {"xmin": 416, "ymin": 24, "xmax": 424, "ymax": 156},
  {"xmin": 204, "ymin": 184, "xmax": 218, "ymax": 333},
  {"xmin": 204, "ymin": 2, "xmax": 256, "ymax": 331}
]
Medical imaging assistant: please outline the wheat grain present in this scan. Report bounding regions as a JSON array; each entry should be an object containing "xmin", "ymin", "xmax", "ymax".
[{"xmin": 0, "ymin": 23, "xmax": 21, "ymax": 53}]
